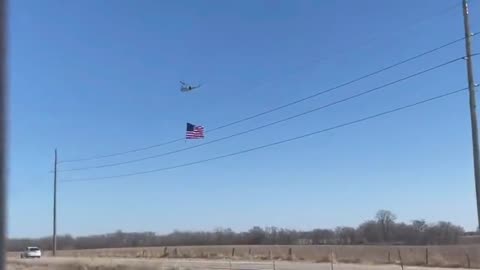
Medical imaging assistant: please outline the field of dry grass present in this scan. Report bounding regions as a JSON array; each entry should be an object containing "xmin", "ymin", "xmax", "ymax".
[
  {"xmin": 6, "ymin": 257, "xmax": 477, "ymax": 270},
  {"xmin": 8, "ymin": 245, "xmax": 480, "ymax": 268}
]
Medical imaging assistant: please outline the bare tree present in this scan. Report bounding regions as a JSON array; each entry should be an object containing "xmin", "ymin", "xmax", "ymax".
[
  {"xmin": 6, "ymin": 210, "xmax": 466, "ymax": 251},
  {"xmin": 311, "ymin": 229, "xmax": 335, "ymax": 244},
  {"xmin": 376, "ymin": 210, "xmax": 397, "ymax": 242},
  {"xmin": 335, "ymin": 227, "xmax": 356, "ymax": 244},
  {"xmin": 356, "ymin": 220, "xmax": 382, "ymax": 244}
]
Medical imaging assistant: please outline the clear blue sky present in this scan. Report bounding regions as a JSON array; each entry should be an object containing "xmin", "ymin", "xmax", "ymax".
[{"xmin": 8, "ymin": 0, "xmax": 480, "ymax": 237}]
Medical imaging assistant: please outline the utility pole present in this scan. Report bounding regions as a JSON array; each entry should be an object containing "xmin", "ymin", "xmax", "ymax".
[
  {"xmin": 462, "ymin": 0, "xmax": 480, "ymax": 230},
  {"xmin": 0, "ymin": 0, "xmax": 6, "ymax": 267},
  {"xmin": 53, "ymin": 149, "xmax": 57, "ymax": 256}
]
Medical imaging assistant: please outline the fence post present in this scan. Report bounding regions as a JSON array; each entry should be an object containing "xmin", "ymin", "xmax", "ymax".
[
  {"xmin": 232, "ymin": 247, "xmax": 235, "ymax": 257},
  {"xmin": 388, "ymin": 251, "xmax": 391, "ymax": 264},
  {"xmin": 425, "ymin": 248, "xmax": 428, "ymax": 266},
  {"xmin": 163, "ymin": 247, "xmax": 168, "ymax": 257},
  {"xmin": 229, "ymin": 259, "xmax": 232, "ymax": 270},
  {"xmin": 273, "ymin": 260, "xmax": 276, "ymax": 270},
  {"xmin": 288, "ymin": 247, "xmax": 293, "ymax": 260},
  {"xmin": 465, "ymin": 252, "xmax": 471, "ymax": 269},
  {"xmin": 397, "ymin": 249, "xmax": 404, "ymax": 270},
  {"xmin": 269, "ymin": 250, "xmax": 272, "ymax": 260},
  {"xmin": 330, "ymin": 251, "xmax": 334, "ymax": 270}
]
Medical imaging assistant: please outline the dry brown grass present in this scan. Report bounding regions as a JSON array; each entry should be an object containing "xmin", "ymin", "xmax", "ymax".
[
  {"xmin": 7, "ymin": 244, "xmax": 480, "ymax": 268},
  {"xmin": 6, "ymin": 256, "xmax": 479, "ymax": 270}
]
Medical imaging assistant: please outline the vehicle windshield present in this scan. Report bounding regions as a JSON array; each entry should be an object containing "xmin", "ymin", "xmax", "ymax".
[{"xmin": 28, "ymin": 248, "xmax": 39, "ymax": 251}]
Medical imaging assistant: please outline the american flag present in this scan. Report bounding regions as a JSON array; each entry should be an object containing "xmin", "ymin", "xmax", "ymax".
[{"xmin": 186, "ymin": 123, "xmax": 205, "ymax": 139}]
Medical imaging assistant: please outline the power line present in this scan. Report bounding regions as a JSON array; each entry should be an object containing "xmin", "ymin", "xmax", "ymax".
[
  {"xmin": 240, "ymin": 1, "xmax": 462, "ymax": 95},
  {"xmin": 58, "ymin": 34, "xmax": 477, "ymax": 164},
  {"xmin": 57, "ymin": 56, "xmax": 466, "ymax": 172},
  {"xmin": 61, "ymin": 85, "xmax": 473, "ymax": 183}
]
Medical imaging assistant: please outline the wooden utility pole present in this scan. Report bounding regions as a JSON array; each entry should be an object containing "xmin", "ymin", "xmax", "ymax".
[
  {"xmin": 0, "ymin": 0, "xmax": 6, "ymax": 267},
  {"xmin": 462, "ymin": 0, "xmax": 480, "ymax": 230},
  {"xmin": 53, "ymin": 149, "xmax": 57, "ymax": 256}
]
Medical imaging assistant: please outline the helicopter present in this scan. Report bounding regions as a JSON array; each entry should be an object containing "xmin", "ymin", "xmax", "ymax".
[{"xmin": 180, "ymin": 81, "xmax": 202, "ymax": 92}]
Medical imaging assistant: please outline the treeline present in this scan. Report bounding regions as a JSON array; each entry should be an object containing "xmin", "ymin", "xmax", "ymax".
[{"xmin": 8, "ymin": 210, "xmax": 466, "ymax": 251}]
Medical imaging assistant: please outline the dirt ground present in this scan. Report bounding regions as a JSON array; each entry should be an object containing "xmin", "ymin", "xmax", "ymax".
[{"xmin": 6, "ymin": 257, "xmax": 477, "ymax": 270}]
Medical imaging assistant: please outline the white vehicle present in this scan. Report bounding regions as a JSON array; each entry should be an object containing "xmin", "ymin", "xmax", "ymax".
[{"xmin": 20, "ymin": 247, "xmax": 41, "ymax": 258}]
